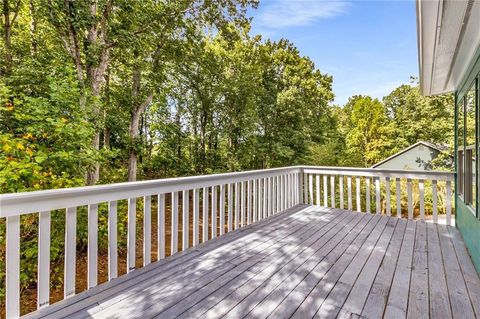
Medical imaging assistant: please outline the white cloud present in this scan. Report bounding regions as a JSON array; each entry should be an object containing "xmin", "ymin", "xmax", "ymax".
[{"xmin": 254, "ymin": 0, "xmax": 349, "ymax": 30}]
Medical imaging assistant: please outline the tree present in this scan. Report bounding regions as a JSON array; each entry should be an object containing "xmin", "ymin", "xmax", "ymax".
[
  {"xmin": 343, "ymin": 95, "xmax": 394, "ymax": 167},
  {"xmin": 383, "ymin": 81, "xmax": 454, "ymax": 150}
]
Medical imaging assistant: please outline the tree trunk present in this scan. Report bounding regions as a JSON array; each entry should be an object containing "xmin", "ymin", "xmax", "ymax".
[
  {"xmin": 128, "ymin": 94, "xmax": 153, "ymax": 182},
  {"xmin": 29, "ymin": 0, "xmax": 37, "ymax": 55},
  {"xmin": 84, "ymin": 2, "xmax": 112, "ymax": 184},
  {"xmin": 2, "ymin": 0, "xmax": 18, "ymax": 74},
  {"xmin": 86, "ymin": 133, "xmax": 101, "ymax": 184}
]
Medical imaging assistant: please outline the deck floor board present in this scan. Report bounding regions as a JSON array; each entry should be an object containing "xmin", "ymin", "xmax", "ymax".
[{"xmin": 24, "ymin": 206, "xmax": 480, "ymax": 319}]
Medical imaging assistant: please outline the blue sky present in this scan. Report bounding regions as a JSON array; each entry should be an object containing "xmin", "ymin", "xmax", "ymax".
[{"xmin": 248, "ymin": 0, "xmax": 418, "ymax": 105}]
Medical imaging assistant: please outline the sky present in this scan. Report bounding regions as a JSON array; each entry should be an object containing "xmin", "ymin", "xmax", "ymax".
[{"xmin": 248, "ymin": 0, "xmax": 418, "ymax": 105}]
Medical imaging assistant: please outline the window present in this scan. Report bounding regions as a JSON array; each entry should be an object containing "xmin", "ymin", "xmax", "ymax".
[
  {"xmin": 458, "ymin": 96, "xmax": 464, "ymax": 197},
  {"xmin": 466, "ymin": 84, "xmax": 475, "ymax": 208}
]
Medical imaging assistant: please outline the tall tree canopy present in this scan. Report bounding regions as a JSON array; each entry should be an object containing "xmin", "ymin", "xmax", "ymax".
[{"xmin": 0, "ymin": 1, "xmax": 455, "ymax": 314}]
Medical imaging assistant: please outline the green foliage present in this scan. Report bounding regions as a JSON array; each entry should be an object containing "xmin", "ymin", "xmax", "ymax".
[
  {"xmin": 0, "ymin": 73, "xmax": 93, "ymax": 193},
  {"xmin": 0, "ymin": 0, "xmax": 454, "ymax": 313},
  {"xmin": 334, "ymin": 84, "xmax": 454, "ymax": 169}
]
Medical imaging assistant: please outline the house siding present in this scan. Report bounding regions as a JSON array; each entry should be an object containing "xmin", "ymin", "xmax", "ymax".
[
  {"xmin": 455, "ymin": 44, "xmax": 480, "ymax": 273},
  {"xmin": 373, "ymin": 144, "xmax": 441, "ymax": 170}
]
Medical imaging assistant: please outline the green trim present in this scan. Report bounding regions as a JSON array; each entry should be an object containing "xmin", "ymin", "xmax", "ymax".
[
  {"xmin": 476, "ymin": 77, "xmax": 479, "ymax": 217},
  {"xmin": 455, "ymin": 91, "xmax": 458, "ymax": 221},
  {"xmin": 457, "ymin": 199, "xmax": 480, "ymax": 273}
]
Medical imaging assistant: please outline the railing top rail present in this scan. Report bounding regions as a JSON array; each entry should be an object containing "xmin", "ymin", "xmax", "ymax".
[
  {"xmin": 0, "ymin": 165, "xmax": 454, "ymax": 218},
  {"xmin": 301, "ymin": 166, "xmax": 455, "ymax": 181},
  {"xmin": 0, "ymin": 166, "xmax": 301, "ymax": 218}
]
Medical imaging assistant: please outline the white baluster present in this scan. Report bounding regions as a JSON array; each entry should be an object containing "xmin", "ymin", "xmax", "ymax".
[
  {"xmin": 235, "ymin": 182, "xmax": 240, "ymax": 227},
  {"xmin": 347, "ymin": 176, "xmax": 352, "ymax": 210},
  {"xmin": 253, "ymin": 180, "xmax": 257, "ymax": 222},
  {"xmin": 247, "ymin": 180, "xmax": 252, "ymax": 224},
  {"xmin": 407, "ymin": 179, "xmax": 413, "ymax": 219},
  {"xmin": 172, "ymin": 192, "xmax": 179, "ymax": 253},
  {"xmin": 330, "ymin": 176, "xmax": 335, "ymax": 208},
  {"xmin": 6, "ymin": 215, "xmax": 20, "ymax": 318},
  {"xmin": 64, "ymin": 207, "xmax": 77, "ymax": 298},
  {"xmin": 339, "ymin": 176, "xmax": 344, "ymax": 209},
  {"xmin": 303, "ymin": 173, "xmax": 308, "ymax": 204},
  {"xmin": 446, "ymin": 180, "xmax": 452, "ymax": 226},
  {"xmin": 323, "ymin": 175, "xmax": 328, "ymax": 207},
  {"xmin": 193, "ymin": 190, "xmax": 199, "ymax": 246},
  {"xmin": 309, "ymin": 174, "xmax": 314, "ymax": 204},
  {"xmin": 432, "ymin": 180, "xmax": 438, "ymax": 223},
  {"xmin": 220, "ymin": 184, "xmax": 225, "ymax": 235},
  {"xmin": 182, "ymin": 190, "xmax": 189, "ymax": 249},
  {"xmin": 375, "ymin": 177, "xmax": 381, "ymax": 214},
  {"xmin": 366, "ymin": 178, "xmax": 371, "ymax": 213},
  {"xmin": 396, "ymin": 178, "xmax": 401, "ymax": 218},
  {"xmin": 241, "ymin": 182, "xmax": 245, "ymax": 226},
  {"xmin": 356, "ymin": 177, "xmax": 361, "ymax": 212},
  {"xmin": 127, "ymin": 198, "xmax": 136, "ymax": 272},
  {"xmin": 38, "ymin": 211, "xmax": 51, "ymax": 309},
  {"xmin": 202, "ymin": 187, "xmax": 208, "ymax": 242},
  {"xmin": 88, "ymin": 203, "xmax": 98, "ymax": 288},
  {"xmin": 144, "ymin": 196, "xmax": 151, "ymax": 265},
  {"xmin": 316, "ymin": 175, "xmax": 321, "ymax": 206},
  {"xmin": 228, "ymin": 183, "xmax": 233, "ymax": 231},
  {"xmin": 263, "ymin": 178, "xmax": 267, "ymax": 218},
  {"xmin": 385, "ymin": 177, "xmax": 391, "ymax": 216},
  {"xmin": 419, "ymin": 180, "xmax": 425, "ymax": 221},
  {"xmin": 158, "ymin": 194, "xmax": 166, "ymax": 258},
  {"xmin": 211, "ymin": 186, "xmax": 217, "ymax": 238},
  {"xmin": 108, "ymin": 201, "xmax": 118, "ymax": 279}
]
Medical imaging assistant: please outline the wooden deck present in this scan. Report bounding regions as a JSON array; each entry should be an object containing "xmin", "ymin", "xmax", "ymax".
[{"xmin": 25, "ymin": 205, "xmax": 480, "ymax": 319}]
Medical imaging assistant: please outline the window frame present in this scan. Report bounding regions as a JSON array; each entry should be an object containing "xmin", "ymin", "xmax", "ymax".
[{"xmin": 457, "ymin": 75, "xmax": 479, "ymax": 217}]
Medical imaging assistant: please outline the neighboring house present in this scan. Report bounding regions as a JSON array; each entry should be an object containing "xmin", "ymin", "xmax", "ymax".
[{"xmin": 372, "ymin": 141, "xmax": 451, "ymax": 171}]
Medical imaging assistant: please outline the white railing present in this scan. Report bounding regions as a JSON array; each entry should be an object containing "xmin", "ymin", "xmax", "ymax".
[
  {"xmin": 302, "ymin": 166, "xmax": 454, "ymax": 224},
  {"xmin": 0, "ymin": 167, "xmax": 301, "ymax": 319},
  {"xmin": 0, "ymin": 165, "xmax": 455, "ymax": 318}
]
